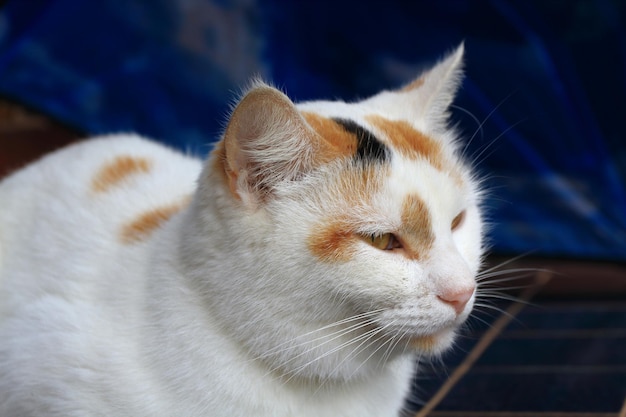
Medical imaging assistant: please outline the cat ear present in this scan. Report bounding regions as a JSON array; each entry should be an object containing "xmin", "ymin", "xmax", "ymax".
[
  {"xmin": 399, "ymin": 43, "xmax": 464, "ymax": 131},
  {"xmin": 220, "ymin": 81, "xmax": 318, "ymax": 205}
]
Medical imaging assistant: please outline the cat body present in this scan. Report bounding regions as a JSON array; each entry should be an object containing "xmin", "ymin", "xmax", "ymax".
[{"xmin": 0, "ymin": 45, "xmax": 483, "ymax": 416}]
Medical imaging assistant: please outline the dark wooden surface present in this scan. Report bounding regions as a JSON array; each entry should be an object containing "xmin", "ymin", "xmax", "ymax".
[{"xmin": 0, "ymin": 98, "xmax": 81, "ymax": 179}]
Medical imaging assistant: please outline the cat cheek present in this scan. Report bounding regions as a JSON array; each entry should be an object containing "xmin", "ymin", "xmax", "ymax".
[{"xmin": 307, "ymin": 223, "xmax": 358, "ymax": 263}]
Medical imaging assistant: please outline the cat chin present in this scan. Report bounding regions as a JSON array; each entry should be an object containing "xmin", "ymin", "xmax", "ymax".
[{"xmin": 404, "ymin": 328, "xmax": 457, "ymax": 356}]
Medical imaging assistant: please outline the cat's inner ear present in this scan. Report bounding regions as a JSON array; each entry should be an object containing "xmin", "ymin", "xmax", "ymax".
[
  {"xmin": 221, "ymin": 82, "xmax": 320, "ymax": 204},
  {"xmin": 397, "ymin": 43, "xmax": 465, "ymax": 131}
]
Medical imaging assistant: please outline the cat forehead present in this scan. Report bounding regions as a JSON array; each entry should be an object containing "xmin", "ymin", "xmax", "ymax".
[{"xmin": 296, "ymin": 101, "xmax": 463, "ymax": 185}]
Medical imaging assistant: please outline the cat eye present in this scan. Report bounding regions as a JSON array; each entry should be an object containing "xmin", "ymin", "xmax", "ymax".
[
  {"xmin": 365, "ymin": 233, "xmax": 402, "ymax": 251},
  {"xmin": 451, "ymin": 210, "xmax": 466, "ymax": 231}
]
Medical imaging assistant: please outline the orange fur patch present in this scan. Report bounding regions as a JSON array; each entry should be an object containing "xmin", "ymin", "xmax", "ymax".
[
  {"xmin": 120, "ymin": 197, "xmax": 191, "ymax": 244},
  {"xmin": 308, "ymin": 219, "xmax": 357, "ymax": 262},
  {"xmin": 302, "ymin": 112, "xmax": 357, "ymax": 161},
  {"xmin": 400, "ymin": 77, "xmax": 424, "ymax": 92},
  {"xmin": 366, "ymin": 115, "xmax": 443, "ymax": 170},
  {"xmin": 400, "ymin": 194, "xmax": 435, "ymax": 260},
  {"xmin": 92, "ymin": 156, "xmax": 152, "ymax": 193},
  {"xmin": 338, "ymin": 165, "xmax": 386, "ymax": 206}
]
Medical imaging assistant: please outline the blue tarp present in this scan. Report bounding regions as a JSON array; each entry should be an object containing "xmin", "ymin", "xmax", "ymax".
[{"xmin": 1, "ymin": 0, "xmax": 625, "ymax": 261}]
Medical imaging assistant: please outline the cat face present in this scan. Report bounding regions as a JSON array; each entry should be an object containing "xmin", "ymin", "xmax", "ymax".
[{"xmin": 205, "ymin": 44, "xmax": 483, "ymax": 380}]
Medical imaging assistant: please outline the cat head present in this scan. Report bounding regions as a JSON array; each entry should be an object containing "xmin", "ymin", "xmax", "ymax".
[{"xmin": 201, "ymin": 44, "xmax": 484, "ymax": 381}]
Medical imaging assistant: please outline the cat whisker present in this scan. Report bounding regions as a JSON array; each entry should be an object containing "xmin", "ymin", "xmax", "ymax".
[
  {"xmin": 337, "ymin": 326, "xmax": 389, "ymax": 373},
  {"xmin": 315, "ymin": 323, "xmax": 395, "ymax": 394},
  {"xmin": 463, "ymin": 311, "xmax": 496, "ymax": 329},
  {"xmin": 478, "ymin": 251, "xmax": 539, "ymax": 274},
  {"xmin": 475, "ymin": 255, "xmax": 550, "ymax": 308},
  {"xmin": 476, "ymin": 268, "xmax": 545, "ymax": 281},
  {"xmin": 258, "ymin": 319, "xmax": 377, "ymax": 377},
  {"xmin": 380, "ymin": 323, "xmax": 410, "ymax": 366},
  {"xmin": 469, "ymin": 117, "xmax": 528, "ymax": 168},
  {"xmin": 260, "ymin": 310, "xmax": 389, "ymax": 383},
  {"xmin": 280, "ymin": 325, "xmax": 385, "ymax": 385},
  {"xmin": 401, "ymin": 323, "xmax": 419, "ymax": 356},
  {"xmin": 471, "ymin": 301, "xmax": 527, "ymax": 326},
  {"xmin": 450, "ymin": 104, "xmax": 484, "ymax": 148},
  {"xmin": 352, "ymin": 338, "xmax": 397, "ymax": 375},
  {"xmin": 348, "ymin": 322, "xmax": 406, "ymax": 379},
  {"xmin": 456, "ymin": 90, "xmax": 517, "ymax": 160},
  {"xmin": 475, "ymin": 290, "xmax": 526, "ymax": 303},
  {"xmin": 250, "ymin": 309, "xmax": 385, "ymax": 362},
  {"xmin": 477, "ymin": 277, "xmax": 535, "ymax": 289}
]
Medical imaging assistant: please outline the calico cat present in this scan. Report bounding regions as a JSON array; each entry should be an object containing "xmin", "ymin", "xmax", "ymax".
[{"xmin": 0, "ymin": 44, "xmax": 483, "ymax": 417}]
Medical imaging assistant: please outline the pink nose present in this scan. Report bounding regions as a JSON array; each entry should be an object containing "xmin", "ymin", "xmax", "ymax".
[{"xmin": 437, "ymin": 286, "xmax": 475, "ymax": 315}]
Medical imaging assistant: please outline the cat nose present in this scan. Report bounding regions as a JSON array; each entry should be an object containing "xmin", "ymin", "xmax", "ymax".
[{"xmin": 437, "ymin": 285, "xmax": 475, "ymax": 315}]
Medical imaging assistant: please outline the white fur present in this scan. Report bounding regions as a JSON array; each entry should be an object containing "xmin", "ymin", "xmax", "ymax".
[{"xmin": 0, "ymin": 45, "xmax": 483, "ymax": 416}]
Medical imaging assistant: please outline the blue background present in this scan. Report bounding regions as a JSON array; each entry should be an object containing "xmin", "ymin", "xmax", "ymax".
[{"xmin": 1, "ymin": 0, "xmax": 625, "ymax": 260}]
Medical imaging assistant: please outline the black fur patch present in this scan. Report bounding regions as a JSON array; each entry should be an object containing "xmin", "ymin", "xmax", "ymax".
[{"xmin": 332, "ymin": 118, "xmax": 390, "ymax": 163}]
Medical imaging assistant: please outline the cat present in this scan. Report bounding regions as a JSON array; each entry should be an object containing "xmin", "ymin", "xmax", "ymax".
[{"xmin": 0, "ymin": 44, "xmax": 484, "ymax": 417}]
